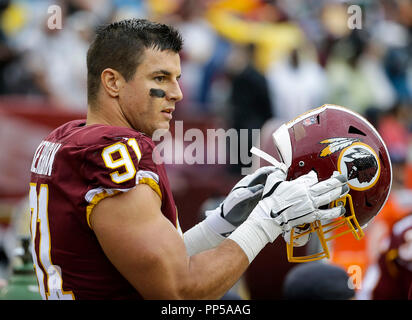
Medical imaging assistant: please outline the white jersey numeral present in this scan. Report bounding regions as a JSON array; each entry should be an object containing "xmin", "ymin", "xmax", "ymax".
[{"xmin": 29, "ymin": 183, "xmax": 74, "ymax": 300}]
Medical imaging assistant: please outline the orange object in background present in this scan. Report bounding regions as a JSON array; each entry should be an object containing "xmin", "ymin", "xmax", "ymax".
[
  {"xmin": 330, "ymin": 191, "xmax": 412, "ymax": 279},
  {"xmin": 330, "ymin": 230, "xmax": 368, "ymax": 277},
  {"xmin": 377, "ymin": 193, "xmax": 411, "ymax": 231}
]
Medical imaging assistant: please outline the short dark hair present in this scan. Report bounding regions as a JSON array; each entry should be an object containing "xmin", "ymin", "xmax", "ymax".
[{"xmin": 87, "ymin": 18, "xmax": 183, "ymax": 105}]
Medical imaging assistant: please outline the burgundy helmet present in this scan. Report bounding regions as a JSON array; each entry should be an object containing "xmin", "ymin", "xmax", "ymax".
[{"xmin": 271, "ymin": 105, "xmax": 392, "ymax": 262}]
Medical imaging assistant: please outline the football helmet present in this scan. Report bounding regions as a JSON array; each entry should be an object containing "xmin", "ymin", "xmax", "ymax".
[{"xmin": 271, "ymin": 104, "xmax": 392, "ymax": 262}]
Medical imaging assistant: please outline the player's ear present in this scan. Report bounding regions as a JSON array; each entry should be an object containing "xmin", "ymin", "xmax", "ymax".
[{"xmin": 100, "ymin": 68, "xmax": 124, "ymax": 98}]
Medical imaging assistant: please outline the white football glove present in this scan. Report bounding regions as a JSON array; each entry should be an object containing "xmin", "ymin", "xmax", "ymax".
[
  {"xmin": 183, "ymin": 166, "xmax": 284, "ymax": 256},
  {"xmin": 266, "ymin": 170, "xmax": 349, "ymax": 232},
  {"xmin": 228, "ymin": 170, "xmax": 349, "ymax": 262},
  {"xmin": 281, "ymin": 171, "xmax": 349, "ymax": 247},
  {"xmin": 204, "ymin": 166, "xmax": 284, "ymax": 237}
]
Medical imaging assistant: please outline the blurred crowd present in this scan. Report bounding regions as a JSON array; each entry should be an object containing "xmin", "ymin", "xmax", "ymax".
[
  {"xmin": 0, "ymin": 0, "xmax": 411, "ymax": 158},
  {"xmin": 0, "ymin": 0, "xmax": 412, "ymax": 299},
  {"xmin": 0, "ymin": 0, "xmax": 408, "ymax": 113}
]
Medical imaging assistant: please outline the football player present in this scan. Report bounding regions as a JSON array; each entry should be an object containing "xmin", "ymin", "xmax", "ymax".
[{"xmin": 28, "ymin": 19, "xmax": 348, "ymax": 299}]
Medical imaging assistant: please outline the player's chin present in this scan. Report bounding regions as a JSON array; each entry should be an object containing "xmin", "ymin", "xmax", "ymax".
[{"xmin": 153, "ymin": 121, "xmax": 171, "ymax": 134}]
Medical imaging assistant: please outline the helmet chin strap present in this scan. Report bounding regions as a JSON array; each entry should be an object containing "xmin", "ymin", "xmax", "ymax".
[{"xmin": 250, "ymin": 146, "xmax": 289, "ymax": 174}]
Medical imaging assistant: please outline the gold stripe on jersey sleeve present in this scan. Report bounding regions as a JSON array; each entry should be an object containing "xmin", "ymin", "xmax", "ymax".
[
  {"xmin": 138, "ymin": 177, "xmax": 162, "ymax": 200},
  {"xmin": 86, "ymin": 190, "xmax": 121, "ymax": 228}
]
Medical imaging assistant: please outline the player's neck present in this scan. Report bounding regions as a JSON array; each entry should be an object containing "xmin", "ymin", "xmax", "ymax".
[{"xmin": 86, "ymin": 101, "xmax": 132, "ymax": 129}]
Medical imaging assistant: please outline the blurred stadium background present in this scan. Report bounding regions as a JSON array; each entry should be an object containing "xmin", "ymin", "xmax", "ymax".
[{"xmin": 0, "ymin": 0, "xmax": 411, "ymax": 299}]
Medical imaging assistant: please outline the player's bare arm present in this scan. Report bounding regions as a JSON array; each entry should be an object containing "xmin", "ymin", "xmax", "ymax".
[
  {"xmin": 90, "ymin": 167, "xmax": 349, "ymax": 299},
  {"xmin": 90, "ymin": 183, "xmax": 249, "ymax": 300}
]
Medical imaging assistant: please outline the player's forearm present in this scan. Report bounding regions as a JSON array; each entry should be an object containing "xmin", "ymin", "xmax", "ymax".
[
  {"xmin": 180, "ymin": 217, "xmax": 283, "ymax": 298},
  {"xmin": 178, "ymin": 239, "xmax": 249, "ymax": 300},
  {"xmin": 180, "ymin": 205, "xmax": 283, "ymax": 299},
  {"xmin": 134, "ymin": 237, "xmax": 248, "ymax": 300},
  {"xmin": 183, "ymin": 218, "xmax": 227, "ymax": 256}
]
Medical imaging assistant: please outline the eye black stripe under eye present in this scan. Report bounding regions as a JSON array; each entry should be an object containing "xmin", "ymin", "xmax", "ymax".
[{"xmin": 149, "ymin": 88, "xmax": 166, "ymax": 98}]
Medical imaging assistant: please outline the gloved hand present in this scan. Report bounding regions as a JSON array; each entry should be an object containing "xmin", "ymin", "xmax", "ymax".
[
  {"xmin": 266, "ymin": 170, "xmax": 349, "ymax": 232},
  {"xmin": 282, "ymin": 224, "xmax": 312, "ymax": 247},
  {"xmin": 228, "ymin": 170, "xmax": 349, "ymax": 262},
  {"xmin": 280, "ymin": 171, "xmax": 349, "ymax": 247},
  {"xmin": 204, "ymin": 166, "xmax": 284, "ymax": 237}
]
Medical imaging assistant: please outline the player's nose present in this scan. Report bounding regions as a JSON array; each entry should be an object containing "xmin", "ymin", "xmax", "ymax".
[{"xmin": 167, "ymin": 82, "xmax": 183, "ymax": 103}]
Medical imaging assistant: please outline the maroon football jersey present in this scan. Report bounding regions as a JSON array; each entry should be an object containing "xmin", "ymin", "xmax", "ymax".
[
  {"xmin": 360, "ymin": 215, "xmax": 412, "ymax": 300},
  {"xmin": 29, "ymin": 120, "xmax": 180, "ymax": 300}
]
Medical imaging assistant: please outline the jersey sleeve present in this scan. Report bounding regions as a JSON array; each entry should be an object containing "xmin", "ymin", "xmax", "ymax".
[{"xmin": 82, "ymin": 135, "xmax": 162, "ymax": 228}]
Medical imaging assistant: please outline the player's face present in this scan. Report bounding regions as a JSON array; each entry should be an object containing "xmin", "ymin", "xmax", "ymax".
[{"xmin": 119, "ymin": 47, "xmax": 183, "ymax": 136}]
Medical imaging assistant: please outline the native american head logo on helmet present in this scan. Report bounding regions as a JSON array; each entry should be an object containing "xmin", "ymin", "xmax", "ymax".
[
  {"xmin": 318, "ymin": 137, "xmax": 382, "ymax": 192},
  {"xmin": 344, "ymin": 147, "xmax": 379, "ymax": 183}
]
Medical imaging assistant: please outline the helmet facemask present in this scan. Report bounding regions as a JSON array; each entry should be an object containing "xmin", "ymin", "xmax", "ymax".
[{"xmin": 286, "ymin": 194, "xmax": 364, "ymax": 262}]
